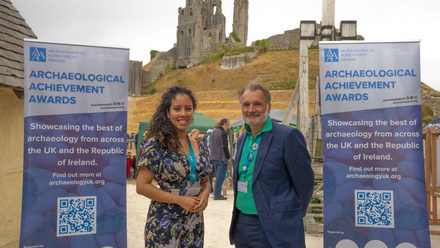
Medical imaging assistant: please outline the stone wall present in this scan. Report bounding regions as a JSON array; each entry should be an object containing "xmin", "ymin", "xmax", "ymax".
[
  {"xmin": 265, "ymin": 29, "xmax": 301, "ymax": 50},
  {"xmin": 422, "ymin": 88, "xmax": 440, "ymax": 116},
  {"xmin": 262, "ymin": 26, "xmax": 363, "ymax": 51},
  {"xmin": 259, "ymin": 28, "xmax": 319, "ymax": 51},
  {"xmin": 0, "ymin": 87, "xmax": 24, "ymax": 248},
  {"xmin": 142, "ymin": 47, "xmax": 177, "ymax": 88},
  {"xmin": 220, "ymin": 51, "xmax": 258, "ymax": 70}
]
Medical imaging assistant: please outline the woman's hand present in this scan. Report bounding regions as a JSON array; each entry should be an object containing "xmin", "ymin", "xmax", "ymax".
[
  {"xmin": 177, "ymin": 195, "xmax": 202, "ymax": 212},
  {"xmin": 193, "ymin": 181, "xmax": 210, "ymax": 212},
  {"xmin": 179, "ymin": 178, "xmax": 210, "ymax": 212},
  {"xmin": 193, "ymin": 190, "xmax": 209, "ymax": 212}
]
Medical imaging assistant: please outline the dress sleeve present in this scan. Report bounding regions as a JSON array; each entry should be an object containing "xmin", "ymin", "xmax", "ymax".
[{"xmin": 137, "ymin": 138, "xmax": 161, "ymax": 175}]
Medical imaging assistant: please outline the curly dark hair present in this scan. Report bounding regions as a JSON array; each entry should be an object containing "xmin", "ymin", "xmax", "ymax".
[{"xmin": 146, "ymin": 86, "xmax": 197, "ymax": 151}]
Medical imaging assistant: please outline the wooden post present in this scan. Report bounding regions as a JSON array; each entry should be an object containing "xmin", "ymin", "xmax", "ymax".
[
  {"xmin": 424, "ymin": 127, "xmax": 440, "ymax": 234},
  {"xmin": 298, "ymin": 46, "xmax": 308, "ymax": 134},
  {"xmin": 315, "ymin": 76, "xmax": 321, "ymax": 116},
  {"xmin": 432, "ymin": 130, "xmax": 438, "ymax": 225},
  {"xmin": 297, "ymin": 21, "xmax": 316, "ymax": 138},
  {"xmin": 310, "ymin": 76, "xmax": 322, "ymax": 162},
  {"xmin": 282, "ymin": 80, "xmax": 299, "ymax": 126},
  {"xmin": 425, "ymin": 128, "xmax": 433, "ymax": 223},
  {"xmin": 321, "ymin": 0, "xmax": 335, "ymax": 41},
  {"xmin": 129, "ymin": 61, "xmax": 142, "ymax": 97},
  {"xmin": 340, "ymin": 21, "xmax": 357, "ymax": 40}
]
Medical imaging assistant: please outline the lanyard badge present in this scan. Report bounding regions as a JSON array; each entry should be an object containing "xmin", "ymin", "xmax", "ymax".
[
  {"xmin": 241, "ymin": 135, "xmax": 262, "ymax": 182},
  {"xmin": 178, "ymin": 138, "xmax": 198, "ymax": 184}
]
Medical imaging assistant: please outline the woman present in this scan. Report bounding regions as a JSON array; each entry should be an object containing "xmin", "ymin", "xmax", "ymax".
[
  {"xmin": 136, "ymin": 86, "xmax": 212, "ymax": 248},
  {"xmin": 189, "ymin": 129, "xmax": 200, "ymax": 140}
]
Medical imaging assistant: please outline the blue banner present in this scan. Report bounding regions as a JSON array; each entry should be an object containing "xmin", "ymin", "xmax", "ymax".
[
  {"xmin": 320, "ymin": 41, "xmax": 430, "ymax": 248},
  {"xmin": 20, "ymin": 40, "xmax": 128, "ymax": 248}
]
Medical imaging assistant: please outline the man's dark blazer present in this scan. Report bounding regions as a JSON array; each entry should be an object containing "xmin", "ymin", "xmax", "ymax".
[{"xmin": 229, "ymin": 121, "xmax": 315, "ymax": 247}]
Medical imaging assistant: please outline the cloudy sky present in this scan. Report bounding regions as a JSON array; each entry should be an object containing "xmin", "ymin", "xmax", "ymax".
[{"xmin": 11, "ymin": 0, "xmax": 440, "ymax": 91}]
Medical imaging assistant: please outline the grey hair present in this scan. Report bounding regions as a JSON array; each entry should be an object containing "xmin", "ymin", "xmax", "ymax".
[{"xmin": 237, "ymin": 82, "xmax": 271, "ymax": 104}]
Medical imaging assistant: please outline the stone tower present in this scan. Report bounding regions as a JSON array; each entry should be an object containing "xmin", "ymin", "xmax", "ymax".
[
  {"xmin": 232, "ymin": 0, "xmax": 249, "ymax": 45},
  {"xmin": 177, "ymin": 0, "xmax": 226, "ymax": 68}
]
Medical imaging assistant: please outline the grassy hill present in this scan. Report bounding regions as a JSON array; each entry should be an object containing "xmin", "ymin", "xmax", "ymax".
[
  {"xmin": 127, "ymin": 47, "xmax": 438, "ymax": 134},
  {"xmin": 127, "ymin": 48, "xmax": 319, "ymax": 134}
]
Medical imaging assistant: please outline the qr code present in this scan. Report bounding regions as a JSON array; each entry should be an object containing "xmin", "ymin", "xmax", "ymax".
[
  {"xmin": 57, "ymin": 196, "xmax": 97, "ymax": 237},
  {"xmin": 355, "ymin": 190, "xmax": 394, "ymax": 228}
]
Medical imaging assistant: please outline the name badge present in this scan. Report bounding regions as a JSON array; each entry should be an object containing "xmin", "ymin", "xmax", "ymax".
[
  {"xmin": 185, "ymin": 181, "xmax": 201, "ymax": 196},
  {"xmin": 237, "ymin": 181, "xmax": 248, "ymax": 193}
]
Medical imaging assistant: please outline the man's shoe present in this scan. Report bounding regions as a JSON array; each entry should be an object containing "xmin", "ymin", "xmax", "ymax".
[{"xmin": 214, "ymin": 195, "xmax": 227, "ymax": 200}]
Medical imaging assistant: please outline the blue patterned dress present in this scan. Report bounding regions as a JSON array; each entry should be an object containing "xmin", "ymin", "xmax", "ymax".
[{"xmin": 138, "ymin": 138, "xmax": 212, "ymax": 248}]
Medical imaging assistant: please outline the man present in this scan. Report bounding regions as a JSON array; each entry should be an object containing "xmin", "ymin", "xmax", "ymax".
[
  {"xmin": 209, "ymin": 118, "xmax": 231, "ymax": 200},
  {"xmin": 229, "ymin": 83, "xmax": 314, "ymax": 247}
]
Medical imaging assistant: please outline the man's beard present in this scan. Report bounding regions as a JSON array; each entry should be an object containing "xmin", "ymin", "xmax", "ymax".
[{"xmin": 244, "ymin": 108, "xmax": 269, "ymax": 128}]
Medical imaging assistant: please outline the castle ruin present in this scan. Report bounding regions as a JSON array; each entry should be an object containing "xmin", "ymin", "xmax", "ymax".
[
  {"xmin": 176, "ymin": 0, "xmax": 248, "ymax": 68},
  {"xmin": 177, "ymin": 0, "xmax": 225, "ymax": 68},
  {"xmin": 232, "ymin": 0, "xmax": 249, "ymax": 46}
]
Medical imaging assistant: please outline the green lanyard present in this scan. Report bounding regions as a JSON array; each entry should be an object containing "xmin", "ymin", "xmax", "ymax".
[
  {"xmin": 178, "ymin": 138, "xmax": 198, "ymax": 184},
  {"xmin": 241, "ymin": 135, "xmax": 262, "ymax": 181}
]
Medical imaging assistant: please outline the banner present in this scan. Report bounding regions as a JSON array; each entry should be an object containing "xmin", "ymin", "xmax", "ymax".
[
  {"xmin": 20, "ymin": 40, "xmax": 129, "ymax": 248},
  {"xmin": 320, "ymin": 41, "xmax": 430, "ymax": 248}
]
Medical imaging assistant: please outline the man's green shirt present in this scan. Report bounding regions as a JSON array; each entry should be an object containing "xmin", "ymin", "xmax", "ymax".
[{"xmin": 236, "ymin": 116, "xmax": 273, "ymax": 215}]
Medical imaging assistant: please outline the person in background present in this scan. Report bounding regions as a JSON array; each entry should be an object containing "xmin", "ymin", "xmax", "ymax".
[
  {"xmin": 189, "ymin": 128, "xmax": 200, "ymax": 141},
  {"xmin": 199, "ymin": 129, "xmax": 214, "ymax": 195},
  {"xmin": 130, "ymin": 155, "xmax": 136, "ymax": 178},
  {"xmin": 136, "ymin": 86, "xmax": 212, "ymax": 247},
  {"xmin": 126, "ymin": 152, "xmax": 133, "ymax": 178},
  {"xmin": 229, "ymin": 83, "xmax": 314, "ymax": 247},
  {"xmin": 209, "ymin": 118, "xmax": 230, "ymax": 200},
  {"xmin": 231, "ymin": 131, "xmax": 240, "ymax": 165}
]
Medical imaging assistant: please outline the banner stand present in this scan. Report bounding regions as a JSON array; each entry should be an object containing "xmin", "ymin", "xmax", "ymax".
[
  {"xmin": 320, "ymin": 41, "xmax": 431, "ymax": 248},
  {"xmin": 20, "ymin": 40, "xmax": 129, "ymax": 247},
  {"xmin": 424, "ymin": 126, "xmax": 440, "ymax": 234}
]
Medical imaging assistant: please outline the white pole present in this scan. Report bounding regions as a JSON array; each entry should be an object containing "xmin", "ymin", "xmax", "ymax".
[{"xmin": 321, "ymin": 0, "xmax": 335, "ymax": 41}]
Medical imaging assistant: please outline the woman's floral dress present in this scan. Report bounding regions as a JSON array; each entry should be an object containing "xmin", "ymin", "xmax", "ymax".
[{"xmin": 138, "ymin": 138, "xmax": 212, "ymax": 248}]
